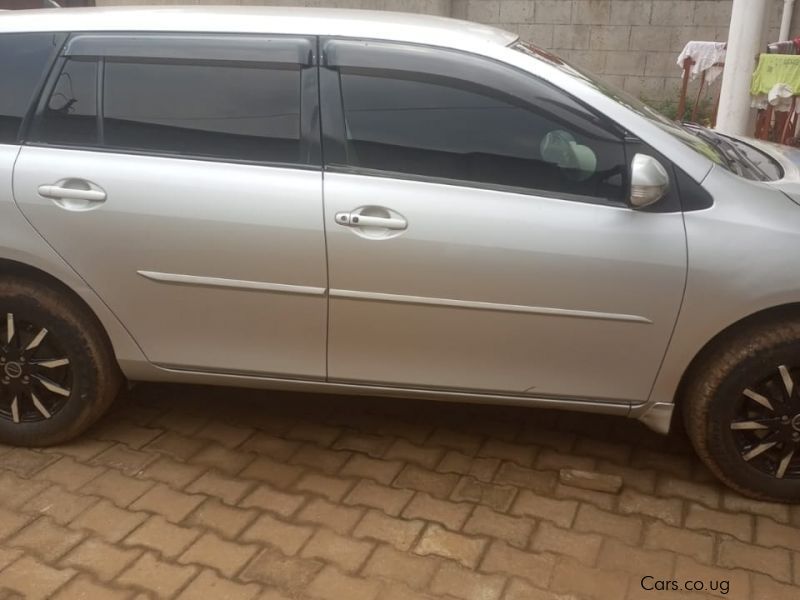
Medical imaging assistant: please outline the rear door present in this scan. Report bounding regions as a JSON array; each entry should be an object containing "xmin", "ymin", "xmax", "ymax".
[
  {"xmin": 13, "ymin": 33, "xmax": 327, "ymax": 378},
  {"xmin": 319, "ymin": 39, "xmax": 687, "ymax": 402}
]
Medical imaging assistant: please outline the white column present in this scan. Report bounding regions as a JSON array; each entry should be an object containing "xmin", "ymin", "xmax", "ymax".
[{"xmin": 715, "ymin": 0, "xmax": 768, "ymax": 135}]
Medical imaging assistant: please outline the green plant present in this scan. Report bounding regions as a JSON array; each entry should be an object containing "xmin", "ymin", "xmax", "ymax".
[{"xmin": 642, "ymin": 95, "xmax": 717, "ymax": 126}]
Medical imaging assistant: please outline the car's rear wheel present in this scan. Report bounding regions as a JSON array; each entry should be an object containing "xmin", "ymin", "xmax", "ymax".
[
  {"xmin": 683, "ymin": 317, "xmax": 800, "ymax": 501},
  {"xmin": 0, "ymin": 277, "xmax": 121, "ymax": 446}
]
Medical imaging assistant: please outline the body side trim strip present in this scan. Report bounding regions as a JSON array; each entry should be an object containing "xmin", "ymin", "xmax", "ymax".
[
  {"xmin": 137, "ymin": 270, "xmax": 326, "ymax": 296},
  {"xmin": 329, "ymin": 288, "xmax": 652, "ymax": 323}
]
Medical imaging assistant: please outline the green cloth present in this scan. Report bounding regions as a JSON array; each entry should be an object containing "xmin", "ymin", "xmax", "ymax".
[{"xmin": 751, "ymin": 54, "xmax": 800, "ymax": 95}]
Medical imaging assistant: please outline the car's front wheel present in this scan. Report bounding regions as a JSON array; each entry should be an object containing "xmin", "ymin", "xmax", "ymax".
[
  {"xmin": 683, "ymin": 317, "xmax": 800, "ymax": 502},
  {"xmin": 0, "ymin": 276, "xmax": 121, "ymax": 446}
]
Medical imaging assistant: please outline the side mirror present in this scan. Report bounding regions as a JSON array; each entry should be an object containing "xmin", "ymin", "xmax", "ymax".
[{"xmin": 630, "ymin": 154, "xmax": 669, "ymax": 209}]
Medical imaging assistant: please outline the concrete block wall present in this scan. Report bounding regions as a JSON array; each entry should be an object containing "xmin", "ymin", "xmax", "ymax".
[{"xmin": 96, "ymin": 0, "xmax": 792, "ymax": 102}]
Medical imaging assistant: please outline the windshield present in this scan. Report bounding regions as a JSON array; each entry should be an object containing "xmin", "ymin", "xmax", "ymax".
[{"xmin": 512, "ymin": 41, "xmax": 732, "ymax": 169}]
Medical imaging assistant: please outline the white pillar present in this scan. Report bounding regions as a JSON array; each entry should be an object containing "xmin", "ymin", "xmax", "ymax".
[
  {"xmin": 780, "ymin": 0, "xmax": 796, "ymax": 41},
  {"xmin": 715, "ymin": 0, "xmax": 768, "ymax": 135}
]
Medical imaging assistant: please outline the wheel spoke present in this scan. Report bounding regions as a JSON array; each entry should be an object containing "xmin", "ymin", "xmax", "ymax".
[
  {"xmin": 30, "ymin": 358, "xmax": 70, "ymax": 369},
  {"xmin": 10, "ymin": 395, "xmax": 19, "ymax": 424},
  {"xmin": 32, "ymin": 374, "xmax": 70, "ymax": 397},
  {"xmin": 6, "ymin": 312, "xmax": 14, "ymax": 345},
  {"xmin": 776, "ymin": 449, "xmax": 795, "ymax": 479},
  {"xmin": 24, "ymin": 328, "xmax": 48, "ymax": 352},
  {"xmin": 730, "ymin": 420, "xmax": 771, "ymax": 430},
  {"xmin": 742, "ymin": 441, "xmax": 778, "ymax": 461},
  {"xmin": 743, "ymin": 388, "xmax": 774, "ymax": 411},
  {"xmin": 30, "ymin": 392, "xmax": 51, "ymax": 419},
  {"xmin": 778, "ymin": 365, "xmax": 795, "ymax": 398}
]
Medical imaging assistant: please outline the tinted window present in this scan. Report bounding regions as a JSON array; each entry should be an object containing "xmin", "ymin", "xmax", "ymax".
[
  {"xmin": 0, "ymin": 33, "xmax": 63, "ymax": 144},
  {"xmin": 33, "ymin": 58, "xmax": 99, "ymax": 146},
  {"xmin": 337, "ymin": 72, "xmax": 627, "ymax": 201},
  {"xmin": 103, "ymin": 60, "xmax": 302, "ymax": 163}
]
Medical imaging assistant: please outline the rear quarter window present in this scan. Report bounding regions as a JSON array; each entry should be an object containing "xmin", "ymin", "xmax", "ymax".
[{"xmin": 0, "ymin": 32, "xmax": 65, "ymax": 144}]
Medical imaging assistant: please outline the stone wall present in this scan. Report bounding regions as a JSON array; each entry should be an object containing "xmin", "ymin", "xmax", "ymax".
[{"xmin": 96, "ymin": 0, "xmax": 793, "ymax": 103}]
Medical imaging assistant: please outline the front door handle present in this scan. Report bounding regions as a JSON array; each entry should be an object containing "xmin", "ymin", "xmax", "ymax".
[
  {"xmin": 335, "ymin": 211, "xmax": 407, "ymax": 231},
  {"xmin": 38, "ymin": 185, "xmax": 106, "ymax": 202}
]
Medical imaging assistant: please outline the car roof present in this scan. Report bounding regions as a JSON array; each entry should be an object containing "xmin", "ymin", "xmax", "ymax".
[{"xmin": 0, "ymin": 6, "xmax": 518, "ymax": 54}]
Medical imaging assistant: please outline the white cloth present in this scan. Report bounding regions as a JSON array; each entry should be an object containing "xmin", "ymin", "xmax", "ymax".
[
  {"xmin": 677, "ymin": 41, "xmax": 727, "ymax": 83},
  {"xmin": 752, "ymin": 83, "xmax": 800, "ymax": 112}
]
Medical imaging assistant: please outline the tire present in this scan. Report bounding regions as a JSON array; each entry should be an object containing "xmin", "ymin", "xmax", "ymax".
[
  {"xmin": 0, "ymin": 276, "xmax": 121, "ymax": 446},
  {"xmin": 683, "ymin": 317, "xmax": 800, "ymax": 502}
]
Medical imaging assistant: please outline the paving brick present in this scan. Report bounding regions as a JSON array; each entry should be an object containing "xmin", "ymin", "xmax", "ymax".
[
  {"xmin": 450, "ymin": 476, "xmax": 517, "ymax": 512},
  {"xmin": 643, "ymin": 521, "xmax": 713, "ymax": 564},
  {"xmin": 462, "ymin": 505, "xmax": 532, "ymax": 549},
  {"xmin": 0, "ymin": 547, "xmax": 23, "ymax": 571},
  {"xmin": 751, "ymin": 573, "xmax": 800, "ymax": 600},
  {"xmin": 69, "ymin": 500, "xmax": 147, "ymax": 543},
  {"xmin": 333, "ymin": 432, "xmax": 393, "ymax": 457},
  {"xmin": 344, "ymin": 480, "xmax": 414, "ymax": 516},
  {"xmin": 179, "ymin": 532, "xmax": 258, "ymax": 577},
  {"xmin": 34, "ymin": 457, "xmax": 103, "ymax": 491},
  {"xmin": 195, "ymin": 421, "xmax": 254, "ymax": 448},
  {"xmin": 0, "ymin": 506, "xmax": 33, "ymax": 541},
  {"xmin": 91, "ymin": 444, "xmax": 155, "ymax": 475},
  {"xmin": 385, "ymin": 439, "xmax": 443, "ymax": 469},
  {"xmin": 186, "ymin": 469, "xmax": 254, "ymax": 504},
  {"xmin": 674, "ymin": 556, "xmax": 751, "ymax": 600},
  {"xmin": 187, "ymin": 497, "xmax": 258, "ymax": 538},
  {"xmin": 151, "ymin": 409, "xmax": 207, "ymax": 436},
  {"xmin": 130, "ymin": 483, "xmax": 206, "ymax": 522},
  {"xmin": 135, "ymin": 457, "xmax": 206, "ymax": 489},
  {"xmin": 402, "ymin": 492, "xmax": 473, "ymax": 530},
  {"xmin": 414, "ymin": 524, "xmax": 486, "ymax": 568},
  {"xmin": 80, "ymin": 469, "xmax": 155, "ymax": 508},
  {"xmin": 42, "ymin": 438, "xmax": 114, "ymax": 462},
  {"xmin": 306, "ymin": 565, "xmax": 382, "ymax": 600},
  {"xmin": 189, "ymin": 443, "xmax": 255, "ymax": 474},
  {"xmin": 241, "ymin": 513, "xmax": 314, "ymax": 555},
  {"xmin": 286, "ymin": 421, "xmax": 342, "ymax": 447},
  {"xmin": 427, "ymin": 428, "xmax": 483, "ymax": 455},
  {"xmin": 340, "ymin": 454, "xmax": 404, "ymax": 485},
  {"xmin": 145, "ymin": 431, "xmax": 207, "ymax": 461},
  {"xmin": 0, "ymin": 448, "xmax": 57, "ymax": 477},
  {"xmin": 301, "ymin": 528, "xmax": 374, "ymax": 572},
  {"xmin": 558, "ymin": 468, "xmax": 622, "ymax": 494},
  {"xmin": 94, "ymin": 420, "xmax": 163, "ymax": 450},
  {"xmin": 505, "ymin": 578, "xmax": 581, "ymax": 600},
  {"xmin": 618, "ymin": 488, "xmax": 682, "ymax": 526},
  {"xmin": 290, "ymin": 445, "xmax": 351, "ymax": 475},
  {"xmin": 7, "ymin": 516, "xmax": 85, "ymax": 562},
  {"xmin": 656, "ymin": 476, "xmax": 721, "ymax": 508},
  {"xmin": 176, "ymin": 569, "xmax": 261, "ymax": 600},
  {"xmin": 116, "ymin": 552, "xmax": 198, "ymax": 597},
  {"xmin": 553, "ymin": 482, "xmax": 616, "ymax": 511},
  {"xmin": 50, "ymin": 575, "xmax": 132, "ymax": 600},
  {"xmin": 240, "ymin": 547, "xmax": 323, "ymax": 593},
  {"xmin": 631, "ymin": 450, "xmax": 694, "ymax": 480},
  {"xmin": 596, "ymin": 462, "xmax": 656, "ymax": 494},
  {"xmin": 380, "ymin": 583, "xmax": 438, "ymax": 600},
  {"xmin": 530, "ymin": 521, "xmax": 602, "ymax": 565},
  {"xmin": 573, "ymin": 503, "xmax": 642, "ymax": 545},
  {"xmin": 20, "ymin": 485, "xmax": 98, "ymax": 525},
  {"xmin": 535, "ymin": 449, "xmax": 595, "ymax": 472},
  {"xmin": 240, "ymin": 433, "xmax": 301, "ymax": 461},
  {"xmin": 477, "ymin": 440, "xmax": 536, "ymax": 467},
  {"xmin": 494, "ymin": 462, "xmax": 557, "ymax": 494},
  {"xmin": 239, "ymin": 486, "xmax": 305, "ymax": 522},
  {"xmin": 436, "ymin": 451, "xmax": 500, "ymax": 482},
  {"xmin": 362, "ymin": 544, "xmax": 439, "ymax": 590},
  {"xmin": 60, "ymin": 537, "xmax": 141, "ymax": 582},
  {"xmin": 756, "ymin": 515, "xmax": 800, "ymax": 552},
  {"xmin": 240, "ymin": 456, "xmax": 305, "ymax": 488},
  {"xmin": 685, "ymin": 504, "xmax": 752, "ymax": 542},
  {"xmin": 550, "ymin": 558, "xmax": 629, "ymax": 600},
  {"xmin": 430, "ymin": 562, "xmax": 506, "ymax": 600},
  {"xmin": 297, "ymin": 498, "xmax": 363, "ymax": 535},
  {"xmin": 124, "ymin": 515, "xmax": 200, "ymax": 558},
  {"xmin": 597, "ymin": 538, "xmax": 675, "ymax": 577},
  {"xmin": 480, "ymin": 540, "xmax": 554, "ymax": 585},
  {"xmin": 0, "ymin": 472, "xmax": 50, "ymax": 509},
  {"xmin": 394, "ymin": 465, "xmax": 459, "ymax": 499},
  {"xmin": 295, "ymin": 472, "xmax": 355, "ymax": 501},
  {"xmin": 718, "ymin": 538, "xmax": 792, "ymax": 582},
  {"xmin": 511, "ymin": 490, "xmax": 578, "ymax": 528},
  {"xmin": 353, "ymin": 509, "xmax": 424, "ymax": 551},
  {"xmin": 0, "ymin": 556, "xmax": 76, "ymax": 600}
]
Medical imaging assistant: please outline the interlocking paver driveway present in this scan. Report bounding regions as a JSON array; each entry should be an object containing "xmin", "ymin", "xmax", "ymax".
[{"xmin": 0, "ymin": 383, "xmax": 797, "ymax": 600}]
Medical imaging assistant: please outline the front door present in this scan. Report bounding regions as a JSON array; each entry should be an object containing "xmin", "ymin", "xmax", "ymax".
[
  {"xmin": 13, "ymin": 33, "xmax": 327, "ymax": 378},
  {"xmin": 320, "ymin": 39, "xmax": 687, "ymax": 402}
]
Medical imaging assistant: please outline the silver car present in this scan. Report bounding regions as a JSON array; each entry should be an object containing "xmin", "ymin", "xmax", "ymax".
[{"xmin": 2, "ymin": 6, "xmax": 800, "ymax": 501}]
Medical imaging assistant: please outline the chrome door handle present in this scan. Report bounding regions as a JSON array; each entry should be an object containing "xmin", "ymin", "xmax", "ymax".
[
  {"xmin": 335, "ymin": 211, "xmax": 407, "ymax": 230},
  {"xmin": 38, "ymin": 184, "xmax": 106, "ymax": 202}
]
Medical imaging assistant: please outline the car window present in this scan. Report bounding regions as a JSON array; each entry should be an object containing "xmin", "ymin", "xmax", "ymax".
[
  {"xmin": 103, "ymin": 60, "xmax": 302, "ymax": 163},
  {"xmin": 0, "ymin": 33, "xmax": 65, "ymax": 144},
  {"xmin": 33, "ymin": 58, "xmax": 99, "ymax": 146},
  {"xmin": 335, "ymin": 69, "xmax": 627, "ymax": 203}
]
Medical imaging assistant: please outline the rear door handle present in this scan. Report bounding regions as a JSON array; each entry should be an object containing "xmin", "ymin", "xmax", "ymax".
[
  {"xmin": 335, "ymin": 212, "xmax": 407, "ymax": 230},
  {"xmin": 38, "ymin": 185, "xmax": 106, "ymax": 202}
]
